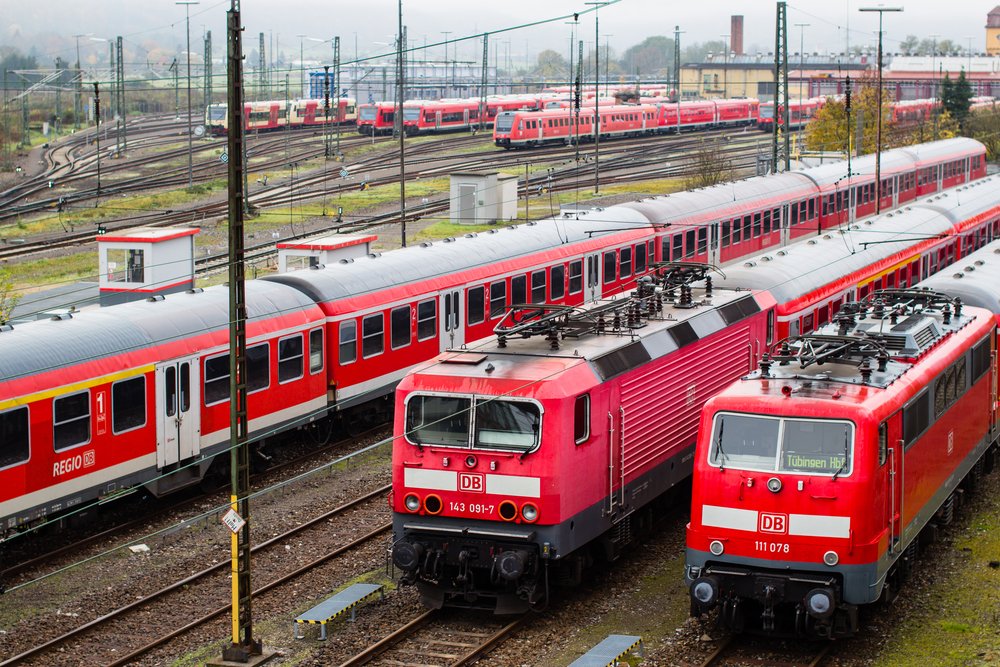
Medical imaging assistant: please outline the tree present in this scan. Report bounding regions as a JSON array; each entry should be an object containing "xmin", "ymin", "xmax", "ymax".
[
  {"xmin": 684, "ymin": 136, "xmax": 733, "ymax": 188},
  {"xmin": 804, "ymin": 81, "xmax": 896, "ymax": 154},
  {"xmin": 532, "ymin": 49, "xmax": 569, "ymax": 80},
  {"xmin": 965, "ymin": 106, "xmax": 1000, "ymax": 160},
  {"xmin": 0, "ymin": 269, "xmax": 19, "ymax": 325},
  {"xmin": 941, "ymin": 70, "xmax": 973, "ymax": 128},
  {"xmin": 620, "ymin": 36, "xmax": 674, "ymax": 78},
  {"xmin": 899, "ymin": 35, "xmax": 920, "ymax": 54}
]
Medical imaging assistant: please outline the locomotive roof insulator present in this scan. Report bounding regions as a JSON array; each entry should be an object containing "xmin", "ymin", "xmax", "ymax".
[
  {"xmin": 877, "ymin": 350, "xmax": 890, "ymax": 373},
  {"xmin": 759, "ymin": 352, "xmax": 773, "ymax": 377},
  {"xmin": 872, "ymin": 297, "xmax": 886, "ymax": 320},
  {"xmin": 953, "ymin": 297, "xmax": 963, "ymax": 318},
  {"xmin": 942, "ymin": 301, "xmax": 952, "ymax": 324},
  {"xmin": 859, "ymin": 357, "xmax": 874, "ymax": 384}
]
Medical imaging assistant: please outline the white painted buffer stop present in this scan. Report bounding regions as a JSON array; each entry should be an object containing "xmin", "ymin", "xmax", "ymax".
[
  {"xmin": 98, "ymin": 227, "xmax": 199, "ymax": 306},
  {"xmin": 276, "ymin": 234, "xmax": 377, "ymax": 272}
]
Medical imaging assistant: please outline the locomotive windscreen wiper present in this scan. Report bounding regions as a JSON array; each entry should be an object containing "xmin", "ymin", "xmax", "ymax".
[
  {"xmin": 715, "ymin": 421, "xmax": 726, "ymax": 470},
  {"xmin": 831, "ymin": 429, "xmax": 850, "ymax": 481}
]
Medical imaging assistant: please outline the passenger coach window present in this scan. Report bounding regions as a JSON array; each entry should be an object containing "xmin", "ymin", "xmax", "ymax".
[
  {"xmin": 339, "ymin": 321, "xmax": 357, "ymax": 365},
  {"xmin": 0, "ymin": 406, "xmax": 29, "ymax": 468},
  {"xmin": 512, "ymin": 275, "xmax": 527, "ymax": 305},
  {"xmin": 278, "ymin": 334, "xmax": 304, "ymax": 383},
  {"xmin": 204, "ymin": 354, "xmax": 230, "ymax": 404},
  {"xmin": 620, "ymin": 247, "xmax": 633, "ymax": 278},
  {"xmin": 309, "ymin": 328, "xmax": 324, "ymax": 374},
  {"xmin": 112, "ymin": 377, "xmax": 146, "ymax": 434},
  {"xmin": 574, "ymin": 394, "xmax": 590, "ymax": 444},
  {"xmin": 468, "ymin": 286, "xmax": 485, "ymax": 325},
  {"xmin": 489, "ymin": 282, "xmax": 506, "ymax": 318},
  {"xmin": 569, "ymin": 260, "xmax": 583, "ymax": 295},
  {"xmin": 636, "ymin": 244, "xmax": 647, "ymax": 273},
  {"xmin": 53, "ymin": 390, "xmax": 91, "ymax": 451},
  {"xmin": 362, "ymin": 314, "xmax": 384, "ymax": 358},
  {"xmin": 603, "ymin": 250, "xmax": 617, "ymax": 283},
  {"xmin": 531, "ymin": 270, "xmax": 546, "ymax": 303},
  {"xmin": 417, "ymin": 299, "xmax": 437, "ymax": 340},
  {"xmin": 685, "ymin": 230, "xmax": 696, "ymax": 257},
  {"xmin": 551, "ymin": 265, "xmax": 566, "ymax": 300},
  {"xmin": 391, "ymin": 305, "xmax": 412, "ymax": 349},
  {"xmin": 247, "ymin": 343, "xmax": 270, "ymax": 392}
]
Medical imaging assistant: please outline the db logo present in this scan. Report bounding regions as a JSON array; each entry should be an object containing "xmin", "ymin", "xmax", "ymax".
[
  {"xmin": 459, "ymin": 472, "xmax": 485, "ymax": 493},
  {"xmin": 83, "ymin": 450, "xmax": 96, "ymax": 468},
  {"xmin": 759, "ymin": 512, "xmax": 787, "ymax": 534}
]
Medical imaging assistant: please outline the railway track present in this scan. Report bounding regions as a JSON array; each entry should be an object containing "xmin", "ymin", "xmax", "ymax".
[
  {"xmin": 0, "ymin": 423, "xmax": 389, "ymax": 586},
  {"xmin": 339, "ymin": 609, "xmax": 523, "ymax": 667},
  {"xmin": 0, "ymin": 486, "xmax": 392, "ymax": 666},
  {"xmin": 698, "ymin": 635, "xmax": 833, "ymax": 667}
]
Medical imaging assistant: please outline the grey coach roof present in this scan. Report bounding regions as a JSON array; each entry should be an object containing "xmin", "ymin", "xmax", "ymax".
[
  {"xmin": 262, "ymin": 207, "xmax": 653, "ymax": 303},
  {"xmin": 919, "ymin": 240, "xmax": 1000, "ymax": 314},
  {"xmin": 714, "ymin": 174, "xmax": 1000, "ymax": 305},
  {"xmin": 1, "ymin": 280, "xmax": 318, "ymax": 383}
]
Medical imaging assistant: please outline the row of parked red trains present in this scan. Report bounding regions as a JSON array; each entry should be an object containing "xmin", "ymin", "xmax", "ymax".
[
  {"xmin": 389, "ymin": 163, "xmax": 1000, "ymax": 637},
  {"xmin": 0, "ymin": 140, "xmax": 992, "ymax": 636}
]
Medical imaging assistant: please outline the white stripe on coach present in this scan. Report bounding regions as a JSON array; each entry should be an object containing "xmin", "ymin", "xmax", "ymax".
[
  {"xmin": 485, "ymin": 474, "xmax": 541, "ymax": 498},
  {"xmin": 701, "ymin": 505, "xmax": 758, "ymax": 531},
  {"xmin": 403, "ymin": 468, "xmax": 457, "ymax": 491}
]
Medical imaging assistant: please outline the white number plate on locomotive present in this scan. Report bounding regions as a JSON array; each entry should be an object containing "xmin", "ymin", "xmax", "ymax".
[{"xmin": 754, "ymin": 541, "xmax": 790, "ymax": 554}]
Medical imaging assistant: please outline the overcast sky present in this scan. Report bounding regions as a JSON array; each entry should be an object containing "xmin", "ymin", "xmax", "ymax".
[{"xmin": 4, "ymin": 0, "xmax": 995, "ymax": 68}]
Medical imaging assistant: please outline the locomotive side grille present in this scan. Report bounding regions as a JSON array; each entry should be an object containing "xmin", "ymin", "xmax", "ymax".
[
  {"xmin": 619, "ymin": 324, "xmax": 753, "ymax": 478},
  {"xmin": 911, "ymin": 323, "xmax": 938, "ymax": 349}
]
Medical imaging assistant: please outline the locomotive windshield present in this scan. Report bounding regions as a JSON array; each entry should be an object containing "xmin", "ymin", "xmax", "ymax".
[
  {"xmin": 494, "ymin": 112, "xmax": 515, "ymax": 133},
  {"xmin": 403, "ymin": 107, "xmax": 422, "ymax": 121},
  {"xmin": 359, "ymin": 106, "xmax": 377, "ymax": 121},
  {"xmin": 759, "ymin": 104, "xmax": 774, "ymax": 119},
  {"xmin": 207, "ymin": 106, "xmax": 227, "ymax": 120},
  {"xmin": 709, "ymin": 412, "xmax": 853, "ymax": 477},
  {"xmin": 405, "ymin": 394, "xmax": 541, "ymax": 453}
]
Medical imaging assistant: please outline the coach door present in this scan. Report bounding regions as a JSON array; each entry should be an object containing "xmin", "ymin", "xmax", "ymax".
[
  {"xmin": 779, "ymin": 203, "xmax": 791, "ymax": 246},
  {"xmin": 708, "ymin": 223, "xmax": 720, "ymax": 265},
  {"xmin": 440, "ymin": 289, "xmax": 464, "ymax": 351},
  {"xmin": 155, "ymin": 357, "xmax": 201, "ymax": 468},
  {"xmin": 585, "ymin": 253, "xmax": 601, "ymax": 302}
]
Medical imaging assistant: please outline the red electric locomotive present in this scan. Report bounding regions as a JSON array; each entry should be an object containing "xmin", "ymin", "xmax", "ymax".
[
  {"xmin": 391, "ymin": 265, "xmax": 777, "ymax": 613},
  {"xmin": 686, "ymin": 287, "xmax": 998, "ymax": 637}
]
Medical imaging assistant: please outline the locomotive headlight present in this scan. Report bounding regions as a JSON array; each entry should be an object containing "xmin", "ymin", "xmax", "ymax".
[
  {"xmin": 521, "ymin": 503, "xmax": 539, "ymax": 523},
  {"xmin": 690, "ymin": 576, "xmax": 720, "ymax": 606},
  {"xmin": 766, "ymin": 477, "xmax": 782, "ymax": 493},
  {"xmin": 823, "ymin": 550, "xmax": 839, "ymax": 566},
  {"xmin": 804, "ymin": 587, "xmax": 836, "ymax": 619},
  {"xmin": 465, "ymin": 455, "xmax": 478, "ymax": 468},
  {"xmin": 709, "ymin": 540, "xmax": 725, "ymax": 556},
  {"xmin": 404, "ymin": 494, "xmax": 420, "ymax": 512}
]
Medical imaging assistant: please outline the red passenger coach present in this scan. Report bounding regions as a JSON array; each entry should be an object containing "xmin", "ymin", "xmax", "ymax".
[
  {"xmin": 0, "ymin": 282, "xmax": 327, "ymax": 534},
  {"xmin": 686, "ymin": 288, "xmax": 999, "ymax": 637},
  {"xmin": 391, "ymin": 265, "xmax": 777, "ymax": 613},
  {"xmin": 402, "ymin": 99, "xmax": 481, "ymax": 135}
]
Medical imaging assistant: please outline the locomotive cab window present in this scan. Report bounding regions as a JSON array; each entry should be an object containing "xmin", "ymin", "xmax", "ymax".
[
  {"xmin": 709, "ymin": 412, "xmax": 854, "ymax": 477},
  {"xmin": 53, "ymin": 390, "xmax": 91, "ymax": 451},
  {"xmin": 0, "ymin": 406, "xmax": 29, "ymax": 469},
  {"xmin": 404, "ymin": 394, "xmax": 542, "ymax": 453},
  {"xmin": 574, "ymin": 394, "xmax": 590, "ymax": 444}
]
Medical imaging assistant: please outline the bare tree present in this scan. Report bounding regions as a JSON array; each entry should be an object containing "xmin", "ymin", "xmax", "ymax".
[{"xmin": 684, "ymin": 137, "xmax": 734, "ymax": 189}]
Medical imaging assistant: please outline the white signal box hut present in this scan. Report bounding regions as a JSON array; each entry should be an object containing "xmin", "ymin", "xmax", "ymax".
[
  {"xmin": 97, "ymin": 227, "xmax": 199, "ymax": 306},
  {"xmin": 449, "ymin": 171, "xmax": 518, "ymax": 225},
  {"xmin": 276, "ymin": 234, "xmax": 377, "ymax": 272}
]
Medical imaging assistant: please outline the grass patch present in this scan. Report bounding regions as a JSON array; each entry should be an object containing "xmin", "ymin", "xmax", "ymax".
[
  {"xmin": 873, "ymin": 478, "xmax": 1000, "ymax": 667},
  {"xmin": 10, "ymin": 252, "xmax": 99, "ymax": 290}
]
